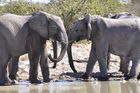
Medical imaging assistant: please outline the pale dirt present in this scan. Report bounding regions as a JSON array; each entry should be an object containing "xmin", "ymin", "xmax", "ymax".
[{"xmin": 16, "ymin": 41, "xmax": 127, "ymax": 82}]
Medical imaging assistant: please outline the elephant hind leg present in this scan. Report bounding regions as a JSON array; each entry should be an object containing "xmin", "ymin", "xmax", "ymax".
[
  {"xmin": 125, "ymin": 58, "xmax": 140, "ymax": 80},
  {"xmin": 8, "ymin": 56, "xmax": 19, "ymax": 81}
]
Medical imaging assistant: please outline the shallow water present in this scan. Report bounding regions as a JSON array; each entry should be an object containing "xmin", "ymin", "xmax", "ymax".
[{"xmin": 0, "ymin": 81, "xmax": 140, "ymax": 93}]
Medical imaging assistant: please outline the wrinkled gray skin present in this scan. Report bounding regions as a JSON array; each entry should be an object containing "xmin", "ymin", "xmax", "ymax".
[
  {"xmin": 8, "ymin": 40, "xmax": 58, "ymax": 82},
  {"xmin": 108, "ymin": 12, "xmax": 138, "ymax": 75},
  {"xmin": 0, "ymin": 11, "xmax": 68, "ymax": 85},
  {"xmin": 67, "ymin": 12, "xmax": 137, "ymax": 73},
  {"xmin": 69, "ymin": 14, "xmax": 140, "ymax": 81}
]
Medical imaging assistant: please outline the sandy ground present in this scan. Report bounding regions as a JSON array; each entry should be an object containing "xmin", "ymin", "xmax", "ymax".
[{"xmin": 16, "ymin": 41, "xmax": 128, "ymax": 82}]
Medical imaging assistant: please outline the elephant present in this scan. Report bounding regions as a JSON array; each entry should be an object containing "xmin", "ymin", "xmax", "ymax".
[
  {"xmin": 67, "ymin": 12, "xmax": 136, "ymax": 73},
  {"xmin": 108, "ymin": 12, "xmax": 136, "ymax": 19},
  {"xmin": 68, "ymin": 14, "xmax": 140, "ymax": 81},
  {"xmin": 8, "ymin": 40, "xmax": 58, "ymax": 82},
  {"xmin": 0, "ymin": 11, "xmax": 68, "ymax": 85},
  {"xmin": 108, "ymin": 12, "xmax": 138, "ymax": 75}
]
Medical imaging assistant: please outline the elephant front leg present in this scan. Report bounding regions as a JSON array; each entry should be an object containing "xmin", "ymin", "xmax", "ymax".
[
  {"xmin": 0, "ymin": 53, "xmax": 10, "ymax": 85},
  {"xmin": 82, "ymin": 44, "xmax": 97, "ymax": 79},
  {"xmin": 28, "ymin": 53, "xmax": 40, "ymax": 83},
  {"xmin": 96, "ymin": 44, "xmax": 109, "ymax": 81},
  {"xmin": 40, "ymin": 47, "xmax": 50, "ymax": 82}
]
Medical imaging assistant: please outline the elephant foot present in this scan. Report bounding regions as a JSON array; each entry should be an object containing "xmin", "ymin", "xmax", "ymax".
[
  {"xmin": 30, "ymin": 80, "xmax": 42, "ymax": 84},
  {"xmin": 97, "ymin": 76, "xmax": 109, "ymax": 81},
  {"xmin": 119, "ymin": 68, "xmax": 122, "ymax": 72},
  {"xmin": 43, "ymin": 78, "xmax": 51, "ymax": 83},
  {"xmin": 11, "ymin": 80, "xmax": 19, "ymax": 85},
  {"xmin": 137, "ymin": 74, "xmax": 140, "ymax": 80},
  {"xmin": 123, "ymin": 73, "xmax": 128, "ymax": 77},
  {"xmin": 29, "ymin": 79, "xmax": 42, "ymax": 84},
  {"xmin": 0, "ymin": 82, "xmax": 5, "ymax": 86},
  {"xmin": 4, "ymin": 77, "xmax": 12, "ymax": 85},
  {"xmin": 81, "ymin": 73, "xmax": 90, "ymax": 79},
  {"xmin": 0, "ymin": 78, "xmax": 12, "ymax": 86},
  {"xmin": 9, "ymin": 75, "xmax": 16, "ymax": 80},
  {"xmin": 125, "ymin": 75, "xmax": 136, "ymax": 81}
]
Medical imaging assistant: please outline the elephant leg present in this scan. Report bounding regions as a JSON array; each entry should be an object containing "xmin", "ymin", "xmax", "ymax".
[
  {"xmin": 137, "ymin": 73, "xmax": 140, "ymax": 80},
  {"xmin": 82, "ymin": 43, "xmax": 97, "ymax": 79},
  {"xmin": 52, "ymin": 41, "xmax": 58, "ymax": 68},
  {"xmin": 0, "ymin": 53, "xmax": 10, "ymax": 85},
  {"xmin": 8, "ymin": 56, "xmax": 19, "ymax": 81},
  {"xmin": 40, "ymin": 47, "xmax": 50, "ymax": 82},
  {"xmin": 119, "ymin": 57, "xmax": 130, "ymax": 76},
  {"xmin": 125, "ymin": 58, "xmax": 139, "ymax": 80},
  {"xmin": 107, "ymin": 53, "xmax": 111, "ymax": 70},
  {"xmin": 28, "ymin": 53, "xmax": 40, "ymax": 83},
  {"xmin": 119, "ymin": 57, "xmax": 129, "ymax": 73},
  {"xmin": 95, "ymin": 43, "xmax": 108, "ymax": 81},
  {"xmin": 0, "ymin": 39, "xmax": 10, "ymax": 85}
]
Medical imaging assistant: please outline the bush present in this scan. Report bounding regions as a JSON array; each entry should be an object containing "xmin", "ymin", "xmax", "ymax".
[{"xmin": 0, "ymin": 0, "xmax": 127, "ymax": 31}]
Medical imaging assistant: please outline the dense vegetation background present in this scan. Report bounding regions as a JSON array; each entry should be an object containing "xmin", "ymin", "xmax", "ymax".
[{"xmin": 0, "ymin": 0, "xmax": 139, "ymax": 32}]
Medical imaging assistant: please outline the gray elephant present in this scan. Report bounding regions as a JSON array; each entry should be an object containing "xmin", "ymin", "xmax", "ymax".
[
  {"xmin": 67, "ymin": 12, "xmax": 136, "ymax": 73},
  {"xmin": 69, "ymin": 14, "xmax": 140, "ymax": 80},
  {"xmin": 0, "ymin": 11, "xmax": 68, "ymax": 85},
  {"xmin": 8, "ymin": 40, "xmax": 58, "ymax": 82},
  {"xmin": 108, "ymin": 12, "xmax": 138, "ymax": 75},
  {"xmin": 108, "ymin": 12, "xmax": 136, "ymax": 19}
]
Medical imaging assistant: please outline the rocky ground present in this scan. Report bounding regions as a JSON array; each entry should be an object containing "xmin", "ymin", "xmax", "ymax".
[{"xmin": 16, "ymin": 41, "xmax": 129, "ymax": 82}]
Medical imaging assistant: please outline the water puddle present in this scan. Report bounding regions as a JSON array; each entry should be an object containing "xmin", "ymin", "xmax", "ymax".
[{"xmin": 0, "ymin": 80, "xmax": 139, "ymax": 93}]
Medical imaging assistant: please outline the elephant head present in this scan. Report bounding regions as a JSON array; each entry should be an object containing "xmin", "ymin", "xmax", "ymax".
[
  {"xmin": 108, "ymin": 12, "xmax": 136, "ymax": 19},
  {"xmin": 28, "ymin": 11, "xmax": 68, "ymax": 62},
  {"xmin": 68, "ymin": 14, "xmax": 96, "ymax": 72},
  {"xmin": 68, "ymin": 15, "xmax": 92, "ymax": 44}
]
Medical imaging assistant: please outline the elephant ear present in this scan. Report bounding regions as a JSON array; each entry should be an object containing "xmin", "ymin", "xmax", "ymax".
[
  {"xmin": 85, "ymin": 14, "xmax": 92, "ymax": 39},
  {"xmin": 28, "ymin": 11, "xmax": 49, "ymax": 39}
]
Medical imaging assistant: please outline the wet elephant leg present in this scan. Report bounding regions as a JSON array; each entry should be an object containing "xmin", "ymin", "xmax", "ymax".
[
  {"xmin": 8, "ymin": 56, "xmax": 19, "ymax": 80},
  {"xmin": 40, "ymin": 46, "xmax": 50, "ymax": 82},
  {"xmin": 0, "ymin": 38, "xmax": 10, "ymax": 85},
  {"xmin": 95, "ymin": 43, "xmax": 108, "ymax": 81},
  {"xmin": 119, "ymin": 57, "xmax": 127, "ymax": 73},
  {"xmin": 0, "ymin": 53, "xmax": 10, "ymax": 85},
  {"xmin": 52, "ymin": 41, "xmax": 58, "ymax": 68},
  {"xmin": 82, "ymin": 43, "xmax": 97, "ymax": 79},
  {"xmin": 28, "ymin": 53, "xmax": 40, "ymax": 83},
  {"xmin": 120, "ymin": 57, "xmax": 130, "ymax": 76},
  {"xmin": 125, "ymin": 58, "xmax": 139, "ymax": 80}
]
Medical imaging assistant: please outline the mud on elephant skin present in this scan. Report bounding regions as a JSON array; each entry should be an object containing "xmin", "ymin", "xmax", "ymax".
[
  {"xmin": 69, "ymin": 14, "xmax": 140, "ymax": 81},
  {"xmin": 0, "ymin": 11, "xmax": 68, "ymax": 85}
]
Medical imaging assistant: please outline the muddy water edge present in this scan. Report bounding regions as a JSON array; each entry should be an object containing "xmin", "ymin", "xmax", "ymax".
[{"xmin": 0, "ymin": 81, "xmax": 139, "ymax": 93}]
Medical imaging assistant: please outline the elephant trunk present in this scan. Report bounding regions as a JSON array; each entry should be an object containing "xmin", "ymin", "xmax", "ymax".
[
  {"xmin": 67, "ymin": 43, "xmax": 77, "ymax": 73},
  {"xmin": 48, "ymin": 36, "xmax": 68, "ymax": 62}
]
